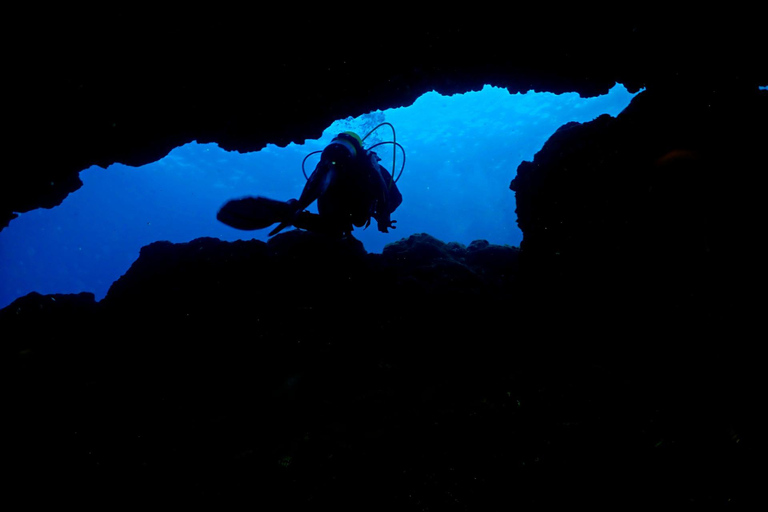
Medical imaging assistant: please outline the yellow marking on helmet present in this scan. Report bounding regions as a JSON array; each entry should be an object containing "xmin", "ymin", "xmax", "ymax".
[{"xmin": 342, "ymin": 131, "xmax": 362, "ymax": 146}]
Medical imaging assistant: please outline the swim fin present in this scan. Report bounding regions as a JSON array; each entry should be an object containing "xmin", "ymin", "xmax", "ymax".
[
  {"xmin": 217, "ymin": 196, "xmax": 297, "ymax": 231},
  {"xmin": 268, "ymin": 220, "xmax": 292, "ymax": 236}
]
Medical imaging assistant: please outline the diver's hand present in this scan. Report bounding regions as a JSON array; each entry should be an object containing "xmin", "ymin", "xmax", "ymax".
[{"xmin": 378, "ymin": 220, "xmax": 397, "ymax": 233}]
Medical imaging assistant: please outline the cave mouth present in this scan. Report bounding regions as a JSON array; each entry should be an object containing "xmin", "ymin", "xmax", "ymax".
[{"xmin": 0, "ymin": 84, "xmax": 638, "ymax": 309}]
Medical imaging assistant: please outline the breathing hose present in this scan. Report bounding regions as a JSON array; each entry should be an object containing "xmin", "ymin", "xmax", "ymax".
[{"xmin": 301, "ymin": 122, "xmax": 405, "ymax": 186}]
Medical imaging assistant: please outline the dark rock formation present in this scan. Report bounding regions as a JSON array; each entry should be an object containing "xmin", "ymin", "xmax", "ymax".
[
  {"xmin": 4, "ymin": 11, "xmax": 763, "ymax": 508},
  {"xmin": 5, "ymin": 232, "xmax": 530, "ymax": 506},
  {"xmin": 511, "ymin": 85, "xmax": 766, "ymax": 342},
  {"xmin": 4, "ymin": 225, "xmax": 755, "ymax": 507},
  {"xmin": 3, "ymin": 12, "xmax": 765, "ymax": 229}
]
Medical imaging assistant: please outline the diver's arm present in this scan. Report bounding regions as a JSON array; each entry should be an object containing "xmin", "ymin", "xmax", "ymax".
[
  {"xmin": 374, "ymin": 199, "xmax": 397, "ymax": 232},
  {"xmin": 376, "ymin": 215, "xmax": 397, "ymax": 233},
  {"xmin": 371, "ymin": 164, "xmax": 396, "ymax": 232}
]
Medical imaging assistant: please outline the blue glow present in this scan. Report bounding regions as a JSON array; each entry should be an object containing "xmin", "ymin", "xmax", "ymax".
[{"xmin": 0, "ymin": 84, "xmax": 638, "ymax": 309}]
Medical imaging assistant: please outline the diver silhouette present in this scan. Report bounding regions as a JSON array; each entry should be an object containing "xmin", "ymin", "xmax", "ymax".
[{"xmin": 217, "ymin": 124, "xmax": 404, "ymax": 238}]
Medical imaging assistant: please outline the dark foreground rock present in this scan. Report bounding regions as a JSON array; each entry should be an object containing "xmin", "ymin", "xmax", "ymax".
[
  {"xmin": 5, "ymin": 79, "xmax": 764, "ymax": 510},
  {"xmin": 3, "ymin": 227, "xmax": 755, "ymax": 508}
]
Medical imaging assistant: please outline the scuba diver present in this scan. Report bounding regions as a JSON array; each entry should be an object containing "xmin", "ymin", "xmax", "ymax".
[{"xmin": 217, "ymin": 124, "xmax": 404, "ymax": 238}]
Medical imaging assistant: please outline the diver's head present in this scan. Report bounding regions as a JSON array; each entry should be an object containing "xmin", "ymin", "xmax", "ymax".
[
  {"xmin": 321, "ymin": 131, "xmax": 364, "ymax": 166},
  {"xmin": 339, "ymin": 131, "xmax": 363, "ymax": 148}
]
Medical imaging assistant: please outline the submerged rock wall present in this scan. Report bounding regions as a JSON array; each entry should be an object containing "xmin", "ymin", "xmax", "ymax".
[
  {"xmin": 3, "ymin": 13, "xmax": 765, "ymax": 229},
  {"xmin": 511, "ymin": 85, "xmax": 766, "ymax": 332},
  {"xmin": 4, "ymin": 220, "xmax": 758, "ymax": 506},
  {"xmin": 4, "ymin": 12, "xmax": 765, "ymax": 508}
]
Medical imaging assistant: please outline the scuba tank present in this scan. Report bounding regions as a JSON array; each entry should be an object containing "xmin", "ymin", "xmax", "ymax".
[{"xmin": 302, "ymin": 122, "xmax": 406, "ymax": 189}]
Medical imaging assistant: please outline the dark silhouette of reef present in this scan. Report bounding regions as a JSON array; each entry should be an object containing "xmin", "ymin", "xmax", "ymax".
[
  {"xmin": 5, "ymin": 228, "xmax": 754, "ymax": 509},
  {"xmin": 3, "ymin": 11, "xmax": 765, "ymax": 509},
  {"xmin": 6, "ymin": 232, "xmax": 532, "ymax": 508},
  {"xmin": 3, "ymin": 12, "xmax": 766, "ymax": 229},
  {"xmin": 512, "ymin": 84, "xmax": 766, "ymax": 341},
  {"xmin": 6, "ymin": 74, "xmax": 765, "ymax": 507}
]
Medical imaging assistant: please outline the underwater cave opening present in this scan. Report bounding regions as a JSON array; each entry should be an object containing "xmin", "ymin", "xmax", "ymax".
[{"xmin": 0, "ymin": 84, "xmax": 639, "ymax": 309}]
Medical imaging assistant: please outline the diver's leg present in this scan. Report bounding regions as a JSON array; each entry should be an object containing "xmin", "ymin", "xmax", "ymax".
[{"xmin": 288, "ymin": 211, "xmax": 346, "ymax": 237}]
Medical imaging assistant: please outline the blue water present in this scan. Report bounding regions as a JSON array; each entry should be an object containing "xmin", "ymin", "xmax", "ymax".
[{"xmin": 0, "ymin": 84, "xmax": 638, "ymax": 309}]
